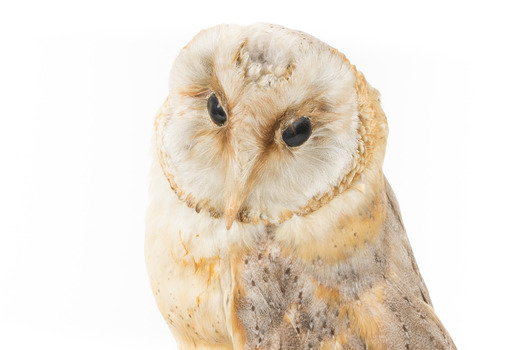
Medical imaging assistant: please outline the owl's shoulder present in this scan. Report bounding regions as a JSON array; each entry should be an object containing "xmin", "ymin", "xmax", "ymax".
[{"xmin": 228, "ymin": 182, "xmax": 455, "ymax": 350}]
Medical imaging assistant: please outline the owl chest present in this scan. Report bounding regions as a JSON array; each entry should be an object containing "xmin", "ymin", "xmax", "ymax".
[
  {"xmin": 145, "ymin": 207, "xmax": 242, "ymax": 347},
  {"xmin": 145, "ymin": 195, "xmax": 388, "ymax": 349}
]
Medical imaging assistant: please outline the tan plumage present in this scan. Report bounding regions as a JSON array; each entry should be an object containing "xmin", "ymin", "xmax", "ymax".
[{"xmin": 145, "ymin": 23, "xmax": 456, "ymax": 350}]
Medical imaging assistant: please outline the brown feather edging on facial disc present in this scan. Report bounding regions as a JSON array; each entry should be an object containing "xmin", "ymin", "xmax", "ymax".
[{"xmin": 155, "ymin": 60, "xmax": 388, "ymax": 226}]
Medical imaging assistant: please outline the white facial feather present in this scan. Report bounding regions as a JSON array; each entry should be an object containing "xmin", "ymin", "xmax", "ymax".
[{"xmin": 158, "ymin": 23, "xmax": 360, "ymax": 223}]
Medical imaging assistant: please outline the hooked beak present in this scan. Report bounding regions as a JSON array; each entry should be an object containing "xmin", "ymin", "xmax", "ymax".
[
  {"xmin": 222, "ymin": 119, "xmax": 260, "ymax": 230},
  {"xmin": 224, "ymin": 193, "xmax": 241, "ymax": 230},
  {"xmin": 223, "ymin": 173, "xmax": 254, "ymax": 230}
]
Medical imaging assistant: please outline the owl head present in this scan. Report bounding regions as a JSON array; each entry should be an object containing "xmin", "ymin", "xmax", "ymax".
[{"xmin": 155, "ymin": 23, "xmax": 388, "ymax": 229}]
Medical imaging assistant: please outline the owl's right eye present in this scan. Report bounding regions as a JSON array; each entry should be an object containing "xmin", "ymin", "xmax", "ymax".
[{"xmin": 207, "ymin": 93, "xmax": 227, "ymax": 126}]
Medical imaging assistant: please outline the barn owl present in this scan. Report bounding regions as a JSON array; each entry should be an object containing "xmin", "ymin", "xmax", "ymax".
[{"xmin": 145, "ymin": 23, "xmax": 456, "ymax": 350}]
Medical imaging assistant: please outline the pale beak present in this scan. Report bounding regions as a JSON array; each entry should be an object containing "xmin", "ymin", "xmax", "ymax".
[
  {"xmin": 223, "ymin": 139, "xmax": 259, "ymax": 230},
  {"xmin": 224, "ymin": 193, "xmax": 240, "ymax": 230},
  {"xmin": 224, "ymin": 179, "xmax": 252, "ymax": 230}
]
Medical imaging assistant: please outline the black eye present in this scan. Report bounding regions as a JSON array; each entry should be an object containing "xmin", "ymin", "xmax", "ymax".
[
  {"xmin": 207, "ymin": 93, "xmax": 227, "ymax": 126},
  {"xmin": 282, "ymin": 117, "xmax": 312, "ymax": 148}
]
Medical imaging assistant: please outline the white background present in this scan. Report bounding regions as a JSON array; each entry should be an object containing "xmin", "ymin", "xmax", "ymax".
[{"xmin": 1, "ymin": 0, "xmax": 524, "ymax": 349}]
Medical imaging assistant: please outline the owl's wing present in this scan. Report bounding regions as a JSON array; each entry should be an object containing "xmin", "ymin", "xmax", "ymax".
[
  {"xmin": 383, "ymin": 176, "xmax": 433, "ymax": 307},
  {"xmin": 379, "ymin": 176, "xmax": 457, "ymax": 350}
]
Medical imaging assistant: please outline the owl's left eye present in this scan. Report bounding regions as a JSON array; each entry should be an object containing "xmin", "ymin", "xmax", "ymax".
[
  {"xmin": 207, "ymin": 93, "xmax": 227, "ymax": 126},
  {"xmin": 282, "ymin": 117, "xmax": 312, "ymax": 148}
]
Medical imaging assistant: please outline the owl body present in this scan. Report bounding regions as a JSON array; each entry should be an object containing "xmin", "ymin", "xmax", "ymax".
[{"xmin": 145, "ymin": 24, "xmax": 455, "ymax": 350}]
